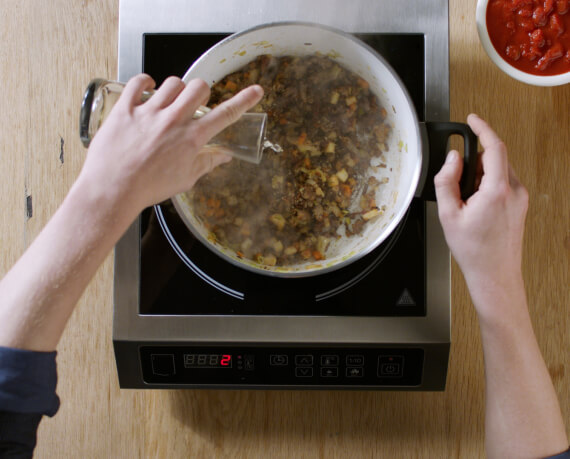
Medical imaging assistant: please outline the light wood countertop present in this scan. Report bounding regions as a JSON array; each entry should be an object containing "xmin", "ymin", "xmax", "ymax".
[{"xmin": 0, "ymin": 1, "xmax": 568, "ymax": 457}]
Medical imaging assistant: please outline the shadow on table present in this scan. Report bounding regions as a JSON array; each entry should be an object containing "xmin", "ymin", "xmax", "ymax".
[{"xmin": 165, "ymin": 386, "xmax": 482, "ymax": 455}]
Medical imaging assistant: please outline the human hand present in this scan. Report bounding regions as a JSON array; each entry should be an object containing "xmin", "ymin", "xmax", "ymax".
[
  {"xmin": 77, "ymin": 74, "xmax": 264, "ymax": 215},
  {"xmin": 434, "ymin": 114, "xmax": 529, "ymax": 318}
]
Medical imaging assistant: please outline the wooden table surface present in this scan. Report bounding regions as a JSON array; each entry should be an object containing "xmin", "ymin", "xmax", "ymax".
[{"xmin": 0, "ymin": 1, "xmax": 568, "ymax": 457}]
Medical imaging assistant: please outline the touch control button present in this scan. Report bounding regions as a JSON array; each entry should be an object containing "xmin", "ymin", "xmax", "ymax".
[
  {"xmin": 377, "ymin": 356, "xmax": 405, "ymax": 377},
  {"xmin": 150, "ymin": 354, "xmax": 176, "ymax": 377},
  {"xmin": 346, "ymin": 355, "xmax": 365, "ymax": 366},
  {"xmin": 320, "ymin": 355, "xmax": 339, "ymax": 366},
  {"xmin": 269, "ymin": 354, "xmax": 288, "ymax": 366},
  {"xmin": 295, "ymin": 355, "xmax": 314, "ymax": 366},
  {"xmin": 346, "ymin": 367, "xmax": 364, "ymax": 378},
  {"xmin": 244, "ymin": 355, "xmax": 255, "ymax": 370},
  {"xmin": 295, "ymin": 367, "xmax": 313, "ymax": 378},
  {"xmin": 320, "ymin": 367, "xmax": 339, "ymax": 378}
]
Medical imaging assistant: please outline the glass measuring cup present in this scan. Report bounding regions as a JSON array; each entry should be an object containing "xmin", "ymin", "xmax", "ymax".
[{"xmin": 79, "ymin": 79, "xmax": 267, "ymax": 164}]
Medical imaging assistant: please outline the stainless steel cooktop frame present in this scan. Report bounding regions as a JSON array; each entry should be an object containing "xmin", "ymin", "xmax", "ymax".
[{"xmin": 114, "ymin": 0, "xmax": 451, "ymax": 390}]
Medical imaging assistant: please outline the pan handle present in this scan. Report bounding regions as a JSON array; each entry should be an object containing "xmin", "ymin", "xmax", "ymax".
[{"xmin": 417, "ymin": 122, "xmax": 478, "ymax": 202}]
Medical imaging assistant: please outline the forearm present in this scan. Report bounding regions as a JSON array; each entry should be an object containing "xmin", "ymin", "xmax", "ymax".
[
  {"xmin": 471, "ymin": 276, "xmax": 569, "ymax": 459},
  {"xmin": 0, "ymin": 80, "xmax": 263, "ymax": 353},
  {"xmin": 0, "ymin": 174, "xmax": 136, "ymax": 351}
]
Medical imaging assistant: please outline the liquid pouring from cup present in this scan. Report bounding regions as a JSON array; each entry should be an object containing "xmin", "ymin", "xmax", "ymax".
[{"xmin": 79, "ymin": 78, "xmax": 269, "ymax": 164}]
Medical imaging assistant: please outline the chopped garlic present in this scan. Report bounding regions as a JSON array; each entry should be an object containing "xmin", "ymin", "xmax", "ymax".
[
  {"xmin": 271, "ymin": 175, "xmax": 284, "ymax": 189},
  {"xmin": 328, "ymin": 175, "xmax": 339, "ymax": 187},
  {"xmin": 269, "ymin": 213, "xmax": 286, "ymax": 230},
  {"xmin": 317, "ymin": 236, "xmax": 330, "ymax": 254},
  {"xmin": 273, "ymin": 240, "xmax": 283, "ymax": 254},
  {"xmin": 240, "ymin": 238, "xmax": 253, "ymax": 251},
  {"xmin": 330, "ymin": 91, "xmax": 340, "ymax": 104},
  {"xmin": 336, "ymin": 168, "xmax": 349, "ymax": 182},
  {"xmin": 264, "ymin": 254, "xmax": 277, "ymax": 266},
  {"xmin": 363, "ymin": 208, "xmax": 382, "ymax": 220},
  {"xmin": 345, "ymin": 96, "xmax": 357, "ymax": 106},
  {"xmin": 284, "ymin": 246, "xmax": 297, "ymax": 256}
]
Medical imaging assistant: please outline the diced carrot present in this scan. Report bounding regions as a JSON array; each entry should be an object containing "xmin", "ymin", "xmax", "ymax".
[
  {"xmin": 224, "ymin": 80, "xmax": 238, "ymax": 91},
  {"xmin": 206, "ymin": 198, "xmax": 221, "ymax": 208},
  {"xmin": 312, "ymin": 250, "xmax": 324, "ymax": 261},
  {"xmin": 357, "ymin": 78, "xmax": 369, "ymax": 89},
  {"xmin": 340, "ymin": 184, "xmax": 352, "ymax": 197},
  {"xmin": 304, "ymin": 156, "xmax": 312, "ymax": 168},
  {"xmin": 298, "ymin": 132, "xmax": 307, "ymax": 145},
  {"xmin": 236, "ymin": 251, "xmax": 244, "ymax": 258},
  {"xmin": 279, "ymin": 117, "xmax": 288, "ymax": 125}
]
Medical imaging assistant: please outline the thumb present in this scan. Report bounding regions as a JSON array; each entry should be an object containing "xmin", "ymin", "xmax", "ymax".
[
  {"xmin": 434, "ymin": 150, "xmax": 463, "ymax": 213},
  {"xmin": 188, "ymin": 150, "xmax": 232, "ymax": 189}
]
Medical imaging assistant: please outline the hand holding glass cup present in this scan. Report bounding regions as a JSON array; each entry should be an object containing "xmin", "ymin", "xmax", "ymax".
[{"xmin": 79, "ymin": 79, "xmax": 268, "ymax": 164}]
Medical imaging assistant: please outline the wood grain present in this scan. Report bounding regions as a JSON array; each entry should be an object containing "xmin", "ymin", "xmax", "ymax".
[{"xmin": 0, "ymin": 1, "xmax": 567, "ymax": 458}]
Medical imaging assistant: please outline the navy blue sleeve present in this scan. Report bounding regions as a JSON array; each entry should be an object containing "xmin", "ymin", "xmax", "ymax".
[
  {"xmin": 0, "ymin": 346, "xmax": 60, "ymax": 458},
  {"xmin": 545, "ymin": 447, "xmax": 570, "ymax": 459}
]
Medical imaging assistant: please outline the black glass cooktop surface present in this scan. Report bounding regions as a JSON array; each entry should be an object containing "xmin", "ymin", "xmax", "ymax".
[{"xmin": 139, "ymin": 33, "xmax": 426, "ymax": 317}]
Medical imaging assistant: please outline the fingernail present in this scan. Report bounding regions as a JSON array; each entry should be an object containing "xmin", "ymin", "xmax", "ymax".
[{"xmin": 445, "ymin": 151, "xmax": 457, "ymax": 164}]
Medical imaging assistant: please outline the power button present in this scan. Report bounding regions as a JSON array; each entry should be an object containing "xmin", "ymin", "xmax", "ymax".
[{"xmin": 377, "ymin": 355, "xmax": 404, "ymax": 378}]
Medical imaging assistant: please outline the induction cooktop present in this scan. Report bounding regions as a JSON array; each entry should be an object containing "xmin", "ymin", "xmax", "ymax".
[{"xmin": 113, "ymin": 0, "xmax": 451, "ymax": 391}]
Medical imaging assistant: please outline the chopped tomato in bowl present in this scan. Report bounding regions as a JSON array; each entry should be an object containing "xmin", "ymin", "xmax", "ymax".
[{"xmin": 477, "ymin": 0, "xmax": 570, "ymax": 85}]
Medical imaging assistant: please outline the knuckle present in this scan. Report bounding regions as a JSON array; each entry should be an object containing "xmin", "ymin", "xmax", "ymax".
[
  {"xmin": 518, "ymin": 186, "xmax": 529, "ymax": 208},
  {"xmin": 164, "ymin": 76, "xmax": 185, "ymax": 90},
  {"xmin": 165, "ymin": 75, "xmax": 182, "ymax": 84},
  {"xmin": 493, "ymin": 139, "xmax": 508, "ymax": 155},
  {"xmin": 185, "ymin": 131, "xmax": 203, "ymax": 151},
  {"xmin": 433, "ymin": 170, "xmax": 451, "ymax": 189},
  {"xmin": 157, "ymin": 110, "xmax": 177, "ymax": 129},
  {"xmin": 496, "ymin": 181, "xmax": 511, "ymax": 198},
  {"xmin": 129, "ymin": 73, "xmax": 154, "ymax": 88},
  {"xmin": 437, "ymin": 206, "xmax": 457, "ymax": 225},
  {"xmin": 219, "ymin": 102, "xmax": 241, "ymax": 124},
  {"xmin": 433, "ymin": 172, "xmax": 445, "ymax": 188},
  {"xmin": 488, "ymin": 182, "xmax": 510, "ymax": 204},
  {"xmin": 487, "ymin": 182, "xmax": 519, "ymax": 209},
  {"xmin": 188, "ymin": 78, "xmax": 210, "ymax": 96},
  {"xmin": 196, "ymin": 78, "xmax": 210, "ymax": 91}
]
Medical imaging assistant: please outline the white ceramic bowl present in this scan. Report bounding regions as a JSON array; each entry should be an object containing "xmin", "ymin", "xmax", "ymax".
[{"xmin": 476, "ymin": 0, "xmax": 570, "ymax": 86}]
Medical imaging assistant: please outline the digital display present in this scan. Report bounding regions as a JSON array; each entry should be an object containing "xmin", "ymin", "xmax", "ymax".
[{"xmin": 184, "ymin": 354, "xmax": 232, "ymax": 368}]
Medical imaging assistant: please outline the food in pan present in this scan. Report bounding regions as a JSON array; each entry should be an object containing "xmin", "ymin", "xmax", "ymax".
[{"xmin": 187, "ymin": 54, "xmax": 393, "ymax": 267}]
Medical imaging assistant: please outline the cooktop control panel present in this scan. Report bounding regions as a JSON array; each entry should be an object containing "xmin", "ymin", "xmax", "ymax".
[{"xmin": 140, "ymin": 347, "xmax": 424, "ymax": 388}]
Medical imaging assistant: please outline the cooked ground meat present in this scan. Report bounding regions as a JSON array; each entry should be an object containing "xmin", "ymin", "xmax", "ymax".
[{"xmin": 187, "ymin": 54, "xmax": 391, "ymax": 267}]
